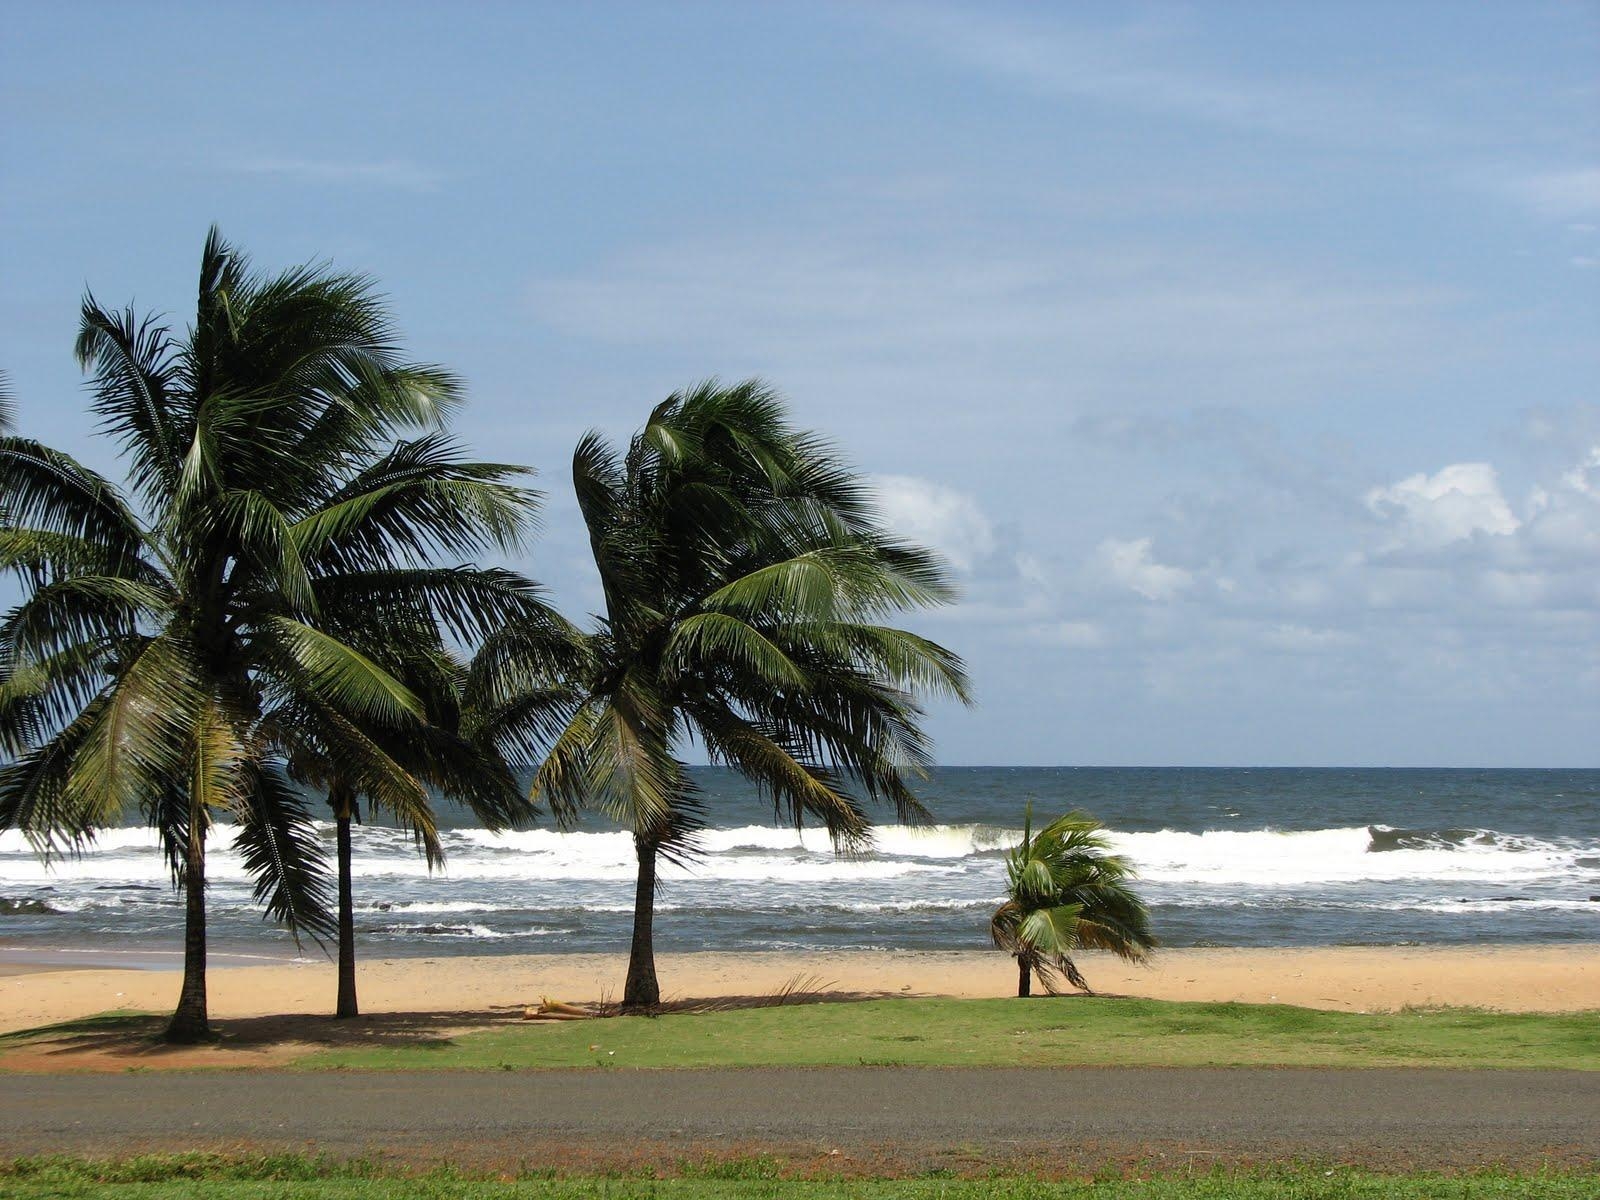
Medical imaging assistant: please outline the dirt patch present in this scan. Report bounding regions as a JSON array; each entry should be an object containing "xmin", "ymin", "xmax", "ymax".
[{"xmin": 0, "ymin": 1009, "xmax": 526, "ymax": 1073}]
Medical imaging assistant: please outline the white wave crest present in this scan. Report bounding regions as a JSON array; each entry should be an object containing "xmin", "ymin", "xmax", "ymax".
[{"xmin": 1108, "ymin": 826, "xmax": 1592, "ymax": 886}]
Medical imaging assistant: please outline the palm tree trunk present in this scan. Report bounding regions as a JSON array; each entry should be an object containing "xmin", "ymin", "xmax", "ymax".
[
  {"xmin": 1017, "ymin": 956, "xmax": 1031, "ymax": 998},
  {"xmin": 622, "ymin": 833, "xmax": 661, "ymax": 1013},
  {"xmin": 332, "ymin": 784, "xmax": 359, "ymax": 1019},
  {"xmin": 164, "ymin": 811, "xmax": 210, "ymax": 1042}
]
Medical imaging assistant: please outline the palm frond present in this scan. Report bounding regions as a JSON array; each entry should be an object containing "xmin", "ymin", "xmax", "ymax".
[
  {"xmin": 291, "ymin": 434, "xmax": 538, "ymax": 571},
  {"xmin": 73, "ymin": 298, "xmax": 183, "ymax": 502},
  {"xmin": 691, "ymin": 701, "xmax": 871, "ymax": 848},
  {"xmin": 230, "ymin": 763, "xmax": 335, "ymax": 943},
  {"xmin": 1, "ymin": 575, "xmax": 172, "ymax": 661},
  {"xmin": 0, "ymin": 696, "xmax": 108, "ymax": 857},
  {"xmin": 260, "ymin": 616, "xmax": 424, "ymax": 724},
  {"xmin": 663, "ymin": 612, "xmax": 810, "ymax": 691},
  {"xmin": 0, "ymin": 634, "xmax": 127, "ymax": 753},
  {"xmin": 0, "ymin": 438, "xmax": 147, "ymax": 567},
  {"xmin": 60, "ymin": 634, "xmax": 206, "ymax": 836},
  {"xmin": 312, "ymin": 565, "xmax": 566, "ymax": 646}
]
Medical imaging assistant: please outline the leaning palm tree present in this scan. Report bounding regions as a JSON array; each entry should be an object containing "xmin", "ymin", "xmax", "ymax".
[
  {"xmin": 0, "ymin": 228, "xmax": 542, "ymax": 1041},
  {"xmin": 468, "ymin": 380, "xmax": 971, "ymax": 1012},
  {"xmin": 991, "ymin": 807, "xmax": 1156, "ymax": 997}
]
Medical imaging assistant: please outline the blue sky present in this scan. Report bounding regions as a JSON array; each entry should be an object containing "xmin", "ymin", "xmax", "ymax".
[{"xmin": 3, "ymin": 2, "xmax": 1597, "ymax": 766}]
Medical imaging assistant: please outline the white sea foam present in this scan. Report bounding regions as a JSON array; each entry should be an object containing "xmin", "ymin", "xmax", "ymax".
[
  {"xmin": 1109, "ymin": 826, "xmax": 1590, "ymax": 886},
  {"xmin": 1373, "ymin": 898, "xmax": 1600, "ymax": 915},
  {"xmin": 5, "ymin": 822, "xmax": 1594, "ymax": 895},
  {"xmin": 370, "ymin": 923, "xmax": 571, "ymax": 940}
]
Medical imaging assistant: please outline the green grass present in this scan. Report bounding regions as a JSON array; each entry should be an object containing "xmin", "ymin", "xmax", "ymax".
[
  {"xmin": 302, "ymin": 997, "xmax": 1600, "ymax": 1072},
  {"xmin": 1, "ymin": 1156, "xmax": 1595, "ymax": 1199}
]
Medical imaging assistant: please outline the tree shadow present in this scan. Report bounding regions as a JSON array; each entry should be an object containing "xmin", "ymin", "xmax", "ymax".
[
  {"xmin": 0, "ymin": 1007, "xmax": 530, "ymax": 1068},
  {"xmin": 658, "ymin": 987, "xmax": 912, "ymax": 1014},
  {"xmin": 0, "ymin": 978, "xmax": 934, "ymax": 1069}
]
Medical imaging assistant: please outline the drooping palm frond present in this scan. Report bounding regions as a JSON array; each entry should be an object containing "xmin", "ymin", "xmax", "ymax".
[
  {"xmin": 257, "ymin": 616, "xmax": 425, "ymax": 725},
  {"xmin": 230, "ymin": 763, "xmax": 335, "ymax": 943},
  {"xmin": 58, "ymin": 633, "xmax": 209, "ymax": 839},
  {"xmin": 0, "ymin": 696, "xmax": 108, "ymax": 857}
]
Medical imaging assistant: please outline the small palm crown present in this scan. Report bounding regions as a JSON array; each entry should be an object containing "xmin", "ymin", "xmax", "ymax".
[{"xmin": 992, "ymin": 805, "xmax": 1156, "ymax": 995}]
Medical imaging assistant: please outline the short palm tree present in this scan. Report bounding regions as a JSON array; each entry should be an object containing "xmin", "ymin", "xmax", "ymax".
[
  {"xmin": 278, "ymin": 622, "xmax": 549, "ymax": 1018},
  {"xmin": 0, "ymin": 229, "xmax": 542, "ymax": 1041},
  {"xmin": 991, "ymin": 808, "xmax": 1156, "ymax": 997},
  {"xmin": 468, "ymin": 380, "xmax": 971, "ymax": 1012}
]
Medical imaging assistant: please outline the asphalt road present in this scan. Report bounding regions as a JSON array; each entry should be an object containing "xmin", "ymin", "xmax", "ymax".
[{"xmin": 3, "ymin": 1067, "xmax": 1595, "ymax": 1170}]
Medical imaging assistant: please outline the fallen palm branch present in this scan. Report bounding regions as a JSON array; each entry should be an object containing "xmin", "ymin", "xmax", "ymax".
[{"xmin": 522, "ymin": 998, "xmax": 598, "ymax": 1021}]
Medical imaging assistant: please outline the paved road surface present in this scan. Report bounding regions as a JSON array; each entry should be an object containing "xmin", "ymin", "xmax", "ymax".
[{"xmin": 3, "ymin": 1068, "xmax": 1594, "ymax": 1169}]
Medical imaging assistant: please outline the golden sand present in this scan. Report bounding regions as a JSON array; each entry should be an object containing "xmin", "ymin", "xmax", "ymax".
[{"xmin": 2, "ymin": 943, "xmax": 1596, "ymax": 1034}]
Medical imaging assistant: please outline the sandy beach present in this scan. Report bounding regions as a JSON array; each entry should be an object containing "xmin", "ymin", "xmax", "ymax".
[{"xmin": 2, "ymin": 944, "xmax": 1595, "ymax": 1035}]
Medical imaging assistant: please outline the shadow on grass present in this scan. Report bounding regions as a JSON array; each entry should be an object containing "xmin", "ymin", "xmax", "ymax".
[
  {"xmin": 0, "ymin": 981, "xmax": 925, "ymax": 1069},
  {"xmin": 518, "ymin": 971, "xmax": 918, "ymax": 1019},
  {"xmin": 0, "ymin": 1008, "xmax": 532, "ymax": 1068},
  {"xmin": 656, "ymin": 974, "xmax": 911, "ymax": 1015}
]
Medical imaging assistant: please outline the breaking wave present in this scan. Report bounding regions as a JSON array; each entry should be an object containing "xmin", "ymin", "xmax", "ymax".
[{"xmin": 4, "ymin": 822, "xmax": 1595, "ymax": 890}]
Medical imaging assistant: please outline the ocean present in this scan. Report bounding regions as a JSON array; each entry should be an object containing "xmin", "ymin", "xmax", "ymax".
[{"xmin": 2, "ymin": 767, "xmax": 1597, "ymax": 966}]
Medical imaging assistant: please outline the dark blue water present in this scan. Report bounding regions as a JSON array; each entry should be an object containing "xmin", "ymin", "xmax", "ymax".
[{"xmin": 3, "ymin": 767, "xmax": 1596, "ymax": 963}]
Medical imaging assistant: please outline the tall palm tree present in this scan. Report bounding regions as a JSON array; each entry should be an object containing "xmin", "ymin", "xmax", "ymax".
[
  {"xmin": 468, "ymin": 380, "xmax": 971, "ymax": 1012},
  {"xmin": 0, "ymin": 228, "xmax": 542, "ymax": 1041},
  {"xmin": 991, "ymin": 807, "xmax": 1156, "ymax": 997}
]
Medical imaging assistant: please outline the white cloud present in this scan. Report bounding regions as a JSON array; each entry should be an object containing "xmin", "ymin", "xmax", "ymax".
[
  {"xmin": 1365, "ymin": 462, "xmax": 1520, "ymax": 550},
  {"xmin": 869, "ymin": 474, "xmax": 995, "ymax": 571},
  {"xmin": 1562, "ymin": 446, "xmax": 1600, "ymax": 498},
  {"xmin": 228, "ymin": 157, "xmax": 443, "ymax": 192},
  {"xmin": 1094, "ymin": 537, "xmax": 1193, "ymax": 601},
  {"xmin": 1522, "ymin": 445, "xmax": 1600, "ymax": 560}
]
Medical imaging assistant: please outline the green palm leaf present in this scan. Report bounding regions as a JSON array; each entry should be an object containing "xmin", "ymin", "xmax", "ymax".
[
  {"xmin": 262, "ymin": 617, "xmax": 424, "ymax": 724},
  {"xmin": 994, "ymin": 807, "xmax": 1156, "ymax": 996}
]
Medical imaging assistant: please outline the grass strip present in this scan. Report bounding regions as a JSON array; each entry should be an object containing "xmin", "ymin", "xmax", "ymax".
[
  {"xmin": 302, "ymin": 997, "xmax": 1600, "ymax": 1071},
  {"xmin": 2, "ymin": 1155, "xmax": 1596, "ymax": 1199}
]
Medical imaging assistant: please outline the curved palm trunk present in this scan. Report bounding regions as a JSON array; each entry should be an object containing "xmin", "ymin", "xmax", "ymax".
[
  {"xmin": 332, "ymin": 784, "xmax": 359, "ymax": 1019},
  {"xmin": 1017, "ymin": 956, "xmax": 1031, "ymax": 998},
  {"xmin": 621, "ymin": 834, "xmax": 661, "ymax": 1013},
  {"xmin": 165, "ymin": 811, "xmax": 210, "ymax": 1042}
]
